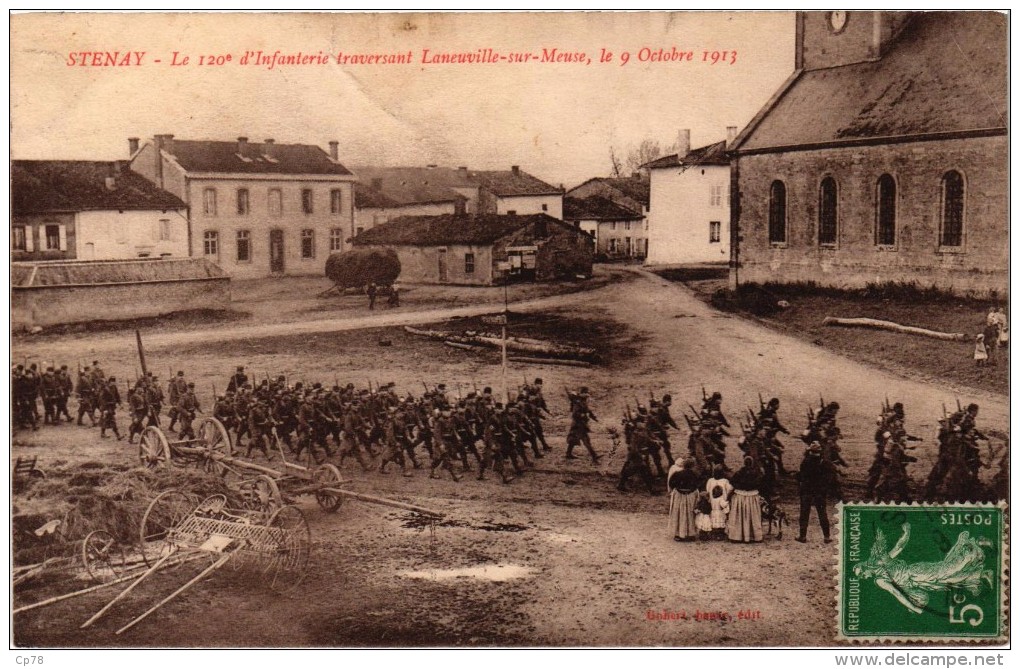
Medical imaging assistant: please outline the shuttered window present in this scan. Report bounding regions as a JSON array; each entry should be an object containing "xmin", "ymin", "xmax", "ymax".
[
  {"xmin": 875, "ymin": 174, "xmax": 896, "ymax": 246},
  {"xmin": 940, "ymin": 170, "xmax": 964, "ymax": 248},
  {"xmin": 768, "ymin": 180, "xmax": 786, "ymax": 244},
  {"xmin": 818, "ymin": 177, "xmax": 838, "ymax": 245}
]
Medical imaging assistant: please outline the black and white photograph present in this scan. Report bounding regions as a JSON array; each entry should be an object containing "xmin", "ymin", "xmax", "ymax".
[{"xmin": 8, "ymin": 10, "xmax": 1010, "ymax": 653}]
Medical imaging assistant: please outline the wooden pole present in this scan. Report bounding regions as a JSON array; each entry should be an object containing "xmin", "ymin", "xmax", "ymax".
[
  {"xmin": 116, "ymin": 553, "xmax": 233, "ymax": 635},
  {"xmin": 135, "ymin": 330, "xmax": 148, "ymax": 377},
  {"xmin": 330, "ymin": 489, "xmax": 445, "ymax": 517},
  {"xmin": 14, "ymin": 569, "xmax": 143, "ymax": 615},
  {"xmin": 81, "ymin": 551, "xmax": 175, "ymax": 628}
]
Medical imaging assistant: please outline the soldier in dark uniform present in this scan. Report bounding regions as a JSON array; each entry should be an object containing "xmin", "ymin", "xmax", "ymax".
[
  {"xmin": 227, "ymin": 366, "xmax": 248, "ymax": 393},
  {"xmin": 479, "ymin": 403, "xmax": 514, "ymax": 483},
  {"xmin": 618, "ymin": 411, "xmax": 657, "ymax": 494},
  {"xmin": 76, "ymin": 366, "xmax": 96, "ymax": 427},
  {"xmin": 40, "ymin": 366, "xmax": 60, "ymax": 425},
  {"xmin": 566, "ymin": 387, "xmax": 601, "ymax": 464},
  {"xmin": 146, "ymin": 375, "xmax": 163, "ymax": 426},
  {"xmin": 430, "ymin": 408, "xmax": 462, "ymax": 481},
  {"xmin": 795, "ymin": 442, "xmax": 832, "ymax": 543},
  {"xmin": 55, "ymin": 365, "xmax": 74, "ymax": 423},
  {"xmin": 127, "ymin": 385, "xmax": 149, "ymax": 444},
  {"xmin": 23, "ymin": 364, "xmax": 40, "ymax": 429},
  {"xmin": 246, "ymin": 398, "xmax": 274, "ymax": 460},
  {"xmin": 176, "ymin": 382, "xmax": 201, "ymax": 440},
  {"xmin": 379, "ymin": 406, "xmax": 413, "ymax": 476},
  {"xmin": 367, "ymin": 281, "xmax": 377, "ymax": 310},
  {"xmin": 653, "ymin": 394, "xmax": 679, "ymax": 466},
  {"xmin": 167, "ymin": 371, "xmax": 187, "ymax": 431},
  {"xmin": 98, "ymin": 377, "xmax": 123, "ymax": 440},
  {"xmin": 339, "ymin": 399, "xmax": 371, "ymax": 471}
]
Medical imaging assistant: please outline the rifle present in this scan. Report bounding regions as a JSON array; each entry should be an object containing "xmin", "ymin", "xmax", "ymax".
[
  {"xmin": 956, "ymin": 398, "xmax": 962, "ymax": 412},
  {"xmin": 649, "ymin": 389, "xmax": 655, "ymax": 405},
  {"xmin": 624, "ymin": 402, "xmax": 633, "ymax": 422},
  {"xmin": 702, "ymin": 385, "xmax": 708, "ymax": 402},
  {"xmin": 884, "ymin": 396, "xmax": 891, "ymax": 414},
  {"xmin": 421, "ymin": 380, "xmax": 430, "ymax": 394},
  {"xmin": 820, "ymin": 395, "xmax": 825, "ymax": 412},
  {"xmin": 688, "ymin": 403, "xmax": 700, "ymax": 418}
]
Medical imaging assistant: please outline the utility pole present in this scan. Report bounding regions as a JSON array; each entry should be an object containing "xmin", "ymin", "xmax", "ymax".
[{"xmin": 501, "ymin": 279, "xmax": 509, "ymax": 404}]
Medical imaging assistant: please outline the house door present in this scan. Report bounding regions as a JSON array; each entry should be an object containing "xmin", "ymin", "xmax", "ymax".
[
  {"xmin": 270, "ymin": 230, "xmax": 285, "ymax": 274},
  {"xmin": 83, "ymin": 243, "xmax": 95, "ymax": 260},
  {"xmin": 437, "ymin": 249, "xmax": 448, "ymax": 282}
]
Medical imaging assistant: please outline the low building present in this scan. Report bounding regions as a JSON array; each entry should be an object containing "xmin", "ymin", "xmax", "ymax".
[
  {"xmin": 11, "ymin": 160, "xmax": 187, "ymax": 262},
  {"xmin": 567, "ymin": 174, "xmax": 650, "ymax": 221},
  {"xmin": 730, "ymin": 11, "xmax": 1006, "ymax": 295},
  {"xmin": 351, "ymin": 213, "xmax": 593, "ymax": 285},
  {"xmin": 643, "ymin": 132, "xmax": 732, "ymax": 265},
  {"xmin": 350, "ymin": 166, "xmax": 467, "ymax": 237},
  {"xmin": 11, "ymin": 257, "xmax": 230, "ymax": 330},
  {"xmin": 562, "ymin": 195, "xmax": 645, "ymax": 259},
  {"xmin": 129, "ymin": 135, "xmax": 357, "ymax": 278}
]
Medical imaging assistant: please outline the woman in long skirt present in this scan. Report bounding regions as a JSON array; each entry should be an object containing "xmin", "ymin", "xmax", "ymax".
[
  {"xmin": 727, "ymin": 457, "xmax": 764, "ymax": 543},
  {"xmin": 668, "ymin": 457, "xmax": 701, "ymax": 542}
]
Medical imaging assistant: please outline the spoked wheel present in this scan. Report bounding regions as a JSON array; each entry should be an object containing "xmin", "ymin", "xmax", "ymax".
[
  {"xmin": 313, "ymin": 464, "xmax": 345, "ymax": 513},
  {"xmin": 239, "ymin": 475, "xmax": 282, "ymax": 518},
  {"xmin": 138, "ymin": 426, "xmax": 171, "ymax": 469},
  {"xmin": 197, "ymin": 417, "xmax": 232, "ymax": 476},
  {"xmin": 81, "ymin": 530, "xmax": 125, "ymax": 583},
  {"xmin": 139, "ymin": 490, "xmax": 196, "ymax": 568},
  {"xmin": 265, "ymin": 505, "xmax": 311, "ymax": 594}
]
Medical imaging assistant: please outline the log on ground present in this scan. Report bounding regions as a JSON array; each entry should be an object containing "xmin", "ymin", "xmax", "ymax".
[
  {"xmin": 404, "ymin": 326, "xmax": 596, "ymax": 360},
  {"xmin": 821, "ymin": 316, "xmax": 967, "ymax": 341}
]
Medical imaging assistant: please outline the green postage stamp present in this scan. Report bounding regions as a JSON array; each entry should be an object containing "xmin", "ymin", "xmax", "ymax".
[{"xmin": 837, "ymin": 502, "xmax": 1007, "ymax": 642}]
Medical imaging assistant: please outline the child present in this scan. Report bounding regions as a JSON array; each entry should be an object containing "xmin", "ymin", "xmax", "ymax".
[
  {"xmin": 695, "ymin": 491, "xmax": 713, "ymax": 540},
  {"xmin": 974, "ymin": 333, "xmax": 988, "ymax": 367},
  {"xmin": 709, "ymin": 481, "xmax": 731, "ymax": 539}
]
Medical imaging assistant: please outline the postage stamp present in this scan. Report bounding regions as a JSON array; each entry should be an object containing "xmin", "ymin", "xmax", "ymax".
[{"xmin": 837, "ymin": 502, "xmax": 1007, "ymax": 643}]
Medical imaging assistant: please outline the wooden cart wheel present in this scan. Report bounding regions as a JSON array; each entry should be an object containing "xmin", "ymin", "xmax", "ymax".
[
  {"xmin": 139, "ymin": 490, "xmax": 195, "ymax": 567},
  {"xmin": 197, "ymin": 417, "xmax": 232, "ymax": 476},
  {"xmin": 81, "ymin": 530, "xmax": 125, "ymax": 583},
  {"xmin": 138, "ymin": 426, "xmax": 171, "ymax": 469},
  {"xmin": 313, "ymin": 464, "xmax": 345, "ymax": 513},
  {"xmin": 266, "ymin": 505, "xmax": 311, "ymax": 593},
  {"xmin": 239, "ymin": 475, "xmax": 282, "ymax": 517}
]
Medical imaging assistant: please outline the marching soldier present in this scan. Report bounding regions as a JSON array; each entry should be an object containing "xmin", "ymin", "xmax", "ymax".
[
  {"xmin": 55, "ymin": 365, "xmax": 74, "ymax": 423},
  {"xmin": 76, "ymin": 366, "xmax": 96, "ymax": 427},
  {"xmin": 127, "ymin": 385, "xmax": 149, "ymax": 444},
  {"xmin": 618, "ymin": 411, "xmax": 657, "ymax": 494},
  {"xmin": 176, "ymin": 382, "xmax": 201, "ymax": 440},
  {"xmin": 566, "ymin": 387, "xmax": 601, "ymax": 464},
  {"xmin": 98, "ymin": 376, "xmax": 123, "ymax": 440},
  {"xmin": 226, "ymin": 365, "xmax": 248, "ymax": 393}
]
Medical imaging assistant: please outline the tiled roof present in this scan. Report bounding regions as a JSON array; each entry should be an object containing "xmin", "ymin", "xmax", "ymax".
[
  {"xmin": 563, "ymin": 196, "xmax": 642, "ymax": 222},
  {"xmin": 469, "ymin": 169, "xmax": 562, "ymax": 197},
  {"xmin": 642, "ymin": 141, "xmax": 730, "ymax": 169},
  {"xmin": 12, "ymin": 160, "xmax": 186, "ymax": 214},
  {"xmin": 739, "ymin": 12, "xmax": 1006, "ymax": 151},
  {"xmin": 165, "ymin": 139, "xmax": 353, "ymax": 175},
  {"xmin": 349, "ymin": 164, "xmax": 561, "ymax": 199},
  {"xmin": 570, "ymin": 176, "xmax": 650, "ymax": 206},
  {"xmin": 352, "ymin": 213, "xmax": 569, "ymax": 247},
  {"xmin": 350, "ymin": 166, "xmax": 467, "ymax": 208}
]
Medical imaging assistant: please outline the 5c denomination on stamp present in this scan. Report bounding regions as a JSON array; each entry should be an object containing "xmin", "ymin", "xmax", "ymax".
[{"xmin": 837, "ymin": 502, "xmax": 1007, "ymax": 643}]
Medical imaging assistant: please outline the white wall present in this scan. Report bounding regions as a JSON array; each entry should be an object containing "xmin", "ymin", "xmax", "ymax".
[
  {"xmin": 646, "ymin": 164, "xmax": 729, "ymax": 264},
  {"xmin": 496, "ymin": 194, "xmax": 563, "ymax": 219},
  {"xmin": 75, "ymin": 209, "xmax": 189, "ymax": 260}
]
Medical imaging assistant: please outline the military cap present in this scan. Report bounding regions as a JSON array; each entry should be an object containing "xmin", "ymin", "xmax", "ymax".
[
  {"xmin": 579, "ymin": 386, "xmax": 589, "ymax": 395},
  {"xmin": 534, "ymin": 377, "xmax": 543, "ymax": 385},
  {"xmin": 93, "ymin": 360, "xmax": 100, "ymax": 365},
  {"xmin": 177, "ymin": 371, "xmax": 185, "ymax": 376},
  {"xmin": 712, "ymin": 391, "xmax": 722, "ymax": 400},
  {"xmin": 109, "ymin": 376, "xmax": 117, "ymax": 382},
  {"xmin": 187, "ymin": 382, "xmax": 195, "ymax": 388},
  {"xmin": 437, "ymin": 383, "xmax": 446, "ymax": 390},
  {"xmin": 60, "ymin": 364, "xmax": 68, "ymax": 370},
  {"xmin": 483, "ymin": 387, "xmax": 492, "ymax": 394},
  {"xmin": 237, "ymin": 365, "xmax": 245, "ymax": 371},
  {"xmin": 768, "ymin": 397, "xmax": 780, "ymax": 406}
]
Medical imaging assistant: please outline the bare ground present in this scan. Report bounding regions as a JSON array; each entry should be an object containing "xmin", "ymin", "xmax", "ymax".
[{"xmin": 11, "ymin": 267, "xmax": 1008, "ymax": 647}]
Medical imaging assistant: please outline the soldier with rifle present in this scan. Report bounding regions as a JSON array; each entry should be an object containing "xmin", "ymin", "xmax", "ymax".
[
  {"xmin": 565, "ymin": 387, "xmax": 601, "ymax": 464},
  {"xmin": 98, "ymin": 376, "xmax": 123, "ymax": 440}
]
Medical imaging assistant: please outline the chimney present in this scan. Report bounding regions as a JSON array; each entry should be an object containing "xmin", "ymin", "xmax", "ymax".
[
  {"xmin": 727, "ymin": 126, "xmax": 739, "ymax": 149},
  {"xmin": 328, "ymin": 140, "xmax": 339, "ymax": 161},
  {"xmin": 371, "ymin": 177, "xmax": 383, "ymax": 190},
  {"xmin": 153, "ymin": 134, "xmax": 174, "ymax": 188},
  {"xmin": 237, "ymin": 136, "xmax": 249, "ymax": 156},
  {"xmin": 511, "ymin": 165, "xmax": 520, "ymax": 176},
  {"xmin": 128, "ymin": 137, "xmax": 140, "ymax": 156},
  {"xmin": 263, "ymin": 138, "xmax": 275, "ymax": 157},
  {"xmin": 677, "ymin": 129, "xmax": 691, "ymax": 157}
]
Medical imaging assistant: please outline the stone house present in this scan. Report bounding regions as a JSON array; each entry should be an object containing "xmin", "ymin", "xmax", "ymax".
[
  {"xmin": 562, "ymin": 195, "xmax": 645, "ymax": 259},
  {"xmin": 729, "ymin": 11, "xmax": 1007, "ymax": 295},
  {"xmin": 351, "ymin": 213, "xmax": 593, "ymax": 285},
  {"xmin": 129, "ymin": 135, "xmax": 357, "ymax": 279},
  {"xmin": 11, "ymin": 160, "xmax": 187, "ymax": 262}
]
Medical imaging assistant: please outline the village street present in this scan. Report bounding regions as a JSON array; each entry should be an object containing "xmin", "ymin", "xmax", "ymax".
[{"xmin": 12, "ymin": 269, "xmax": 1007, "ymax": 647}]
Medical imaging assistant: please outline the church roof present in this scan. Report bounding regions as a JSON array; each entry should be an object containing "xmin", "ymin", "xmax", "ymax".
[{"xmin": 737, "ymin": 12, "xmax": 1006, "ymax": 152}]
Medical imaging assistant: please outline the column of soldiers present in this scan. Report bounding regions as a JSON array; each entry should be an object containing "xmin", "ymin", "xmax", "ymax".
[{"xmin": 206, "ymin": 372, "xmax": 562, "ymax": 485}]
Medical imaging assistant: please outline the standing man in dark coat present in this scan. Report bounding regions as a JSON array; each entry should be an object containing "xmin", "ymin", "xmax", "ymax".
[
  {"xmin": 795, "ymin": 442, "xmax": 832, "ymax": 543},
  {"xmin": 367, "ymin": 282, "xmax": 377, "ymax": 310}
]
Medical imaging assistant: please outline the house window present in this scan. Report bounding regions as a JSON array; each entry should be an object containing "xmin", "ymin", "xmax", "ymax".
[
  {"xmin": 709, "ymin": 221, "xmax": 721, "ymax": 243},
  {"xmin": 464, "ymin": 252, "xmax": 475, "ymax": 274},
  {"xmin": 268, "ymin": 189, "xmax": 282, "ymax": 217},
  {"xmin": 768, "ymin": 180, "xmax": 787, "ymax": 244},
  {"xmin": 45, "ymin": 224, "xmax": 61, "ymax": 250},
  {"xmin": 203, "ymin": 230, "xmax": 219, "ymax": 257},
  {"xmin": 236, "ymin": 230, "xmax": 251, "ymax": 262},
  {"xmin": 330, "ymin": 228, "xmax": 344, "ymax": 252},
  {"xmin": 507, "ymin": 210, "xmax": 517, "ymax": 216},
  {"xmin": 940, "ymin": 170, "xmax": 964, "ymax": 248},
  {"xmin": 159, "ymin": 219, "xmax": 172, "ymax": 241},
  {"xmin": 302, "ymin": 189, "xmax": 314, "ymax": 214},
  {"xmin": 625, "ymin": 221, "xmax": 631, "ymax": 231},
  {"xmin": 237, "ymin": 189, "xmax": 250, "ymax": 215},
  {"xmin": 330, "ymin": 189, "xmax": 343, "ymax": 215},
  {"xmin": 609, "ymin": 239, "xmax": 618, "ymax": 254},
  {"xmin": 610, "ymin": 221, "xmax": 617, "ymax": 231},
  {"xmin": 301, "ymin": 229, "xmax": 315, "ymax": 259},
  {"xmin": 203, "ymin": 188, "xmax": 217, "ymax": 216},
  {"xmin": 541, "ymin": 203, "xmax": 548, "ymax": 211},
  {"xmin": 875, "ymin": 174, "xmax": 897, "ymax": 246},
  {"xmin": 12, "ymin": 226, "xmax": 27, "ymax": 251},
  {"xmin": 710, "ymin": 184, "xmax": 723, "ymax": 207},
  {"xmin": 356, "ymin": 226, "xmax": 364, "ymax": 236},
  {"xmin": 818, "ymin": 177, "xmax": 838, "ymax": 246}
]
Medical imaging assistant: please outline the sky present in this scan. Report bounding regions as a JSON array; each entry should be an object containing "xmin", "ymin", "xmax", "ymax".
[{"xmin": 10, "ymin": 11, "xmax": 796, "ymax": 189}]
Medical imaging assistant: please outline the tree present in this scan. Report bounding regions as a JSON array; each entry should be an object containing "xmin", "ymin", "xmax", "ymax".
[
  {"xmin": 609, "ymin": 137, "xmax": 682, "ymax": 176},
  {"xmin": 325, "ymin": 247, "xmax": 401, "ymax": 291}
]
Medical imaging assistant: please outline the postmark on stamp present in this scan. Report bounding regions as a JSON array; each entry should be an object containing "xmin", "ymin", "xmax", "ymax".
[{"xmin": 837, "ymin": 502, "xmax": 1007, "ymax": 642}]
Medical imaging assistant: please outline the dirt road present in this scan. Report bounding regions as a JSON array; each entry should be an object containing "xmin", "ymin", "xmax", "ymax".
[{"xmin": 12, "ymin": 269, "xmax": 1007, "ymax": 647}]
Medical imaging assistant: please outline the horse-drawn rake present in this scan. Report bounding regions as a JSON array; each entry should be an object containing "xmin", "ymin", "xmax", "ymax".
[
  {"xmin": 137, "ymin": 418, "xmax": 435, "ymax": 518},
  {"xmin": 82, "ymin": 493, "xmax": 311, "ymax": 635}
]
